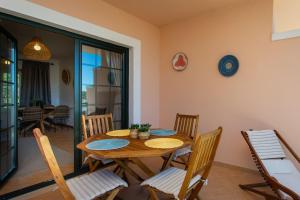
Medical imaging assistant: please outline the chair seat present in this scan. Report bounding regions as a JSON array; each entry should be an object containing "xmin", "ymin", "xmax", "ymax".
[
  {"xmin": 83, "ymin": 154, "xmax": 114, "ymax": 165},
  {"xmin": 163, "ymin": 146, "xmax": 192, "ymax": 161},
  {"xmin": 173, "ymin": 146, "xmax": 192, "ymax": 160},
  {"xmin": 141, "ymin": 167, "xmax": 201, "ymax": 199},
  {"xmin": 262, "ymin": 159, "xmax": 300, "ymax": 199},
  {"xmin": 66, "ymin": 169, "xmax": 128, "ymax": 200}
]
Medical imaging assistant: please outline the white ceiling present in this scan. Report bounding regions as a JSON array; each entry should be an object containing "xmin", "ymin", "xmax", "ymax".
[
  {"xmin": 0, "ymin": 19, "xmax": 74, "ymax": 59},
  {"xmin": 103, "ymin": 0, "xmax": 250, "ymax": 26}
]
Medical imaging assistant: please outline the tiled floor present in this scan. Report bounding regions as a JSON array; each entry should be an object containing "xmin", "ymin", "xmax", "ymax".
[{"xmin": 13, "ymin": 161, "xmax": 271, "ymax": 200}]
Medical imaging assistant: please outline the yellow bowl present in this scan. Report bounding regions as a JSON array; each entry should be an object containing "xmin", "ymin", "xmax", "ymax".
[
  {"xmin": 144, "ymin": 138, "xmax": 183, "ymax": 149},
  {"xmin": 106, "ymin": 129, "xmax": 130, "ymax": 137}
]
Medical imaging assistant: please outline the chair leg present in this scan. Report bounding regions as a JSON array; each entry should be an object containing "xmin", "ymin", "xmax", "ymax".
[
  {"xmin": 113, "ymin": 165, "xmax": 120, "ymax": 174},
  {"xmin": 239, "ymin": 182, "xmax": 279, "ymax": 199},
  {"xmin": 146, "ymin": 186, "xmax": 159, "ymax": 200},
  {"xmin": 189, "ymin": 180, "xmax": 206, "ymax": 200},
  {"xmin": 106, "ymin": 188, "xmax": 120, "ymax": 200},
  {"xmin": 89, "ymin": 160, "xmax": 101, "ymax": 172},
  {"xmin": 160, "ymin": 156, "xmax": 168, "ymax": 171}
]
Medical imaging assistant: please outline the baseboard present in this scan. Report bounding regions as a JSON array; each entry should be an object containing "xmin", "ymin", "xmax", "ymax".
[{"xmin": 213, "ymin": 161, "xmax": 259, "ymax": 175}]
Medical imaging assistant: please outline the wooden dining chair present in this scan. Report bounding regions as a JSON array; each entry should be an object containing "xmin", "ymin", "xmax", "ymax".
[
  {"xmin": 19, "ymin": 106, "xmax": 44, "ymax": 136},
  {"xmin": 81, "ymin": 114, "xmax": 115, "ymax": 172},
  {"xmin": 162, "ymin": 113, "xmax": 199, "ymax": 169},
  {"xmin": 33, "ymin": 128, "xmax": 127, "ymax": 200},
  {"xmin": 142, "ymin": 127, "xmax": 222, "ymax": 200}
]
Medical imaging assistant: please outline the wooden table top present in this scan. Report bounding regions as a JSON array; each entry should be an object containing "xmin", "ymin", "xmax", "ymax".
[{"xmin": 77, "ymin": 133, "xmax": 192, "ymax": 159}]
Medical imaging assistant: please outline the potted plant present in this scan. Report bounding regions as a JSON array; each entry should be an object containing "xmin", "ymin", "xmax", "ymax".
[
  {"xmin": 130, "ymin": 124, "xmax": 139, "ymax": 139},
  {"xmin": 138, "ymin": 123, "xmax": 152, "ymax": 140}
]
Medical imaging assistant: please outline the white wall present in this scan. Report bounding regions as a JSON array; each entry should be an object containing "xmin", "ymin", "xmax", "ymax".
[
  {"xmin": 58, "ymin": 57, "xmax": 74, "ymax": 126},
  {"xmin": 273, "ymin": 0, "xmax": 300, "ymax": 33},
  {"xmin": 49, "ymin": 60, "xmax": 60, "ymax": 105}
]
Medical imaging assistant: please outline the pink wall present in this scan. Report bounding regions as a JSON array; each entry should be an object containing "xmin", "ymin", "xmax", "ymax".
[
  {"xmin": 31, "ymin": 0, "xmax": 300, "ymax": 169},
  {"xmin": 160, "ymin": 0, "xmax": 300, "ymax": 168},
  {"xmin": 30, "ymin": 0, "xmax": 161, "ymax": 126}
]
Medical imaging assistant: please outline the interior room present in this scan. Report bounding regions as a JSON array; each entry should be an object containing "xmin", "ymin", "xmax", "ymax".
[
  {"xmin": 1, "ymin": 0, "xmax": 300, "ymax": 199},
  {"xmin": 0, "ymin": 19, "xmax": 75, "ymax": 194}
]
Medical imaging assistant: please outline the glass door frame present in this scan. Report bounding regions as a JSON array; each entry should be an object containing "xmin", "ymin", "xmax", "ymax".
[
  {"xmin": 0, "ymin": 12, "xmax": 129, "ymax": 199},
  {"xmin": 0, "ymin": 25, "xmax": 18, "ymax": 186},
  {"xmin": 74, "ymin": 39, "xmax": 129, "ymax": 172}
]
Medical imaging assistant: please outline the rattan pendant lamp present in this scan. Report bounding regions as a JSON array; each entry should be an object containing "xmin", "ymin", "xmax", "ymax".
[{"xmin": 22, "ymin": 37, "xmax": 52, "ymax": 61}]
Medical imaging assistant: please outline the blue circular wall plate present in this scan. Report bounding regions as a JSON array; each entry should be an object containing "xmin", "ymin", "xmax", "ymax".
[{"xmin": 218, "ymin": 55, "xmax": 239, "ymax": 77}]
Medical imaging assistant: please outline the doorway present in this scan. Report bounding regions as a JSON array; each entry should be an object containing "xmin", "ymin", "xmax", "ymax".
[{"xmin": 0, "ymin": 13, "xmax": 129, "ymax": 199}]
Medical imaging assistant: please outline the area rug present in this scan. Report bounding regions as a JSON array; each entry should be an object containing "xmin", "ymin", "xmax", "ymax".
[{"xmin": 16, "ymin": 137, "xmax": 73, "ymax": 177}]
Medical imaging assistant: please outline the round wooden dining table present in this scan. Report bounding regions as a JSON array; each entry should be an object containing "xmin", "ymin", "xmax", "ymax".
[{"xmin": 77, "ymin": 132, "xmax": 192, "ymax": 181}]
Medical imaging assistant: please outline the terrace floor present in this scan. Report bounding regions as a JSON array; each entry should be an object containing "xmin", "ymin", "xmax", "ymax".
[{"xmin": 13, "ymin": 160, "xmax": 271, "ymax": 200}]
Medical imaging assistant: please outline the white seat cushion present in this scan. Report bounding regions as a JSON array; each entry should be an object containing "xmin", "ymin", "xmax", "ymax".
[
  {"xmin": 141, "ymin": 167, "xmax": 201, "ymax": 199},
  {"xmin": 67, "ymin": 169, "xmax": 128, "ymax": 200},
  {"xmin": 247, "ymin": 130, "xmax": 286, "ymax": 159},
  {"xmin": 173, "ymin": 146, "xmax": 192, "ymax": 160},
  {"xmin": 84, "ymin": 154, "xmax": 113, "ymax": 165},
  {"xmin": 162, "ymin": 146, "xmax": 192, "ymax": 161},
  {"xmin": 262, "ymin": 159, "xmax": 300, "ymax": 199}
]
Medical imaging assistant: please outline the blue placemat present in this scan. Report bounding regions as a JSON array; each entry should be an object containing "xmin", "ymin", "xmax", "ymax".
[
  {"xmin": 149, "ymin": 129, "xmax": 176, "ymax": 136},
  {"xmin": 86, "ymin": 139, "xmax": 129, "ymax": 150}
]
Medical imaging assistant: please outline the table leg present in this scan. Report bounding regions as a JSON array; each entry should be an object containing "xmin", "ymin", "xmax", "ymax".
[
  {"xmin": 130, "ymin": 158, "xmax": 155, "ymax": 177},
  {"xmin": 113, "ymin": 159, "xmax": 144, "ymax": 182},
  {"xmin": 161, "ymin": 151, "xmax": 175, "ymax": 171}
]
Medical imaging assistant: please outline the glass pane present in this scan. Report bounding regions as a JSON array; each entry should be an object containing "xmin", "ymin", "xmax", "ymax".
[
  {"xmin": 1, "ymin": 107, "xmax": 8, "ymax": 129},
  {"xmin": 81, "ymin": 44, "xmax": 125, "ymax": 129},
  {"xmin": 9, "ymin": 127, "xmax": 15, "ymax": 148},
  {"xmin": 7, "ymin": 106, "xmax": 14, "ymax": 127},
  {"xmin": 110, "ymin": 69, "xmax": 121, "ymax": 87},
  {"xmin": 85, "ymin": 86, "xmax": 95, "ymax": 105},
  {"xmin": 1, "ymin": 60, "xmax": 14, "ymax": 83},
  {"xmin": 94, "ymin": 67, "xmax": 110, "ymax": 86},
  {"xmin": 1, "ymin": 82, "xmax": 7, "ymax": 105},
  {"xmin": 82, "ymin": 65, "xmax": 95, "ymax": 85},
  {"xmin": 7, "ymin": 38, "xmax": 15, "ymax": 61},
  {"xmin": 82, "ymin": 46, "xmax": 101, "ymax": 66},
  {"xmin": 95, "ymin": 86, "xmax": 110, "ymax": 106},
  {"xmin": 0, "ymin": 130, "xmax": 8, "ymax": 155},
  {"xmin": 112, "ymin": 104, "xmax": 121, "ymax": 121},
  {"xmin": 7, "ymin": 83, "xmax": 14, "ymax": 104},
  {"xmin": 114, "ymin": 122, "xmax": 121, "ymax": 130},
  {"xmin": 108, "ymin": 51, "xmax": 123, "ymax": 69},
  {"xmin": 112, "ymin": 87, "xmax": 121, "ymax": 104},
  {"xmin": 1, "ymin": 62, "xmax": 7, "ymax": 82}
]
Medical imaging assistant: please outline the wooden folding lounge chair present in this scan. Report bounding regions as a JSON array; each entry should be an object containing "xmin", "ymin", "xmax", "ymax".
[
  {"xmin": 33, "ymin": 128, "xmax": 127, "ymax": 200},
  {"xmin": 161, "ymin": 113, "xmax": 199, "ymax": 169},
  {"xmin": 81, "ymin": 114, "xmax": 115, "ymax": 172},
  {"xmin": 142, "ymin": 127, "xmax": 222, "ymax": 200},
  {"xmin": 240, "ymin": 130, "xmax": 300, "ymax": 199}
]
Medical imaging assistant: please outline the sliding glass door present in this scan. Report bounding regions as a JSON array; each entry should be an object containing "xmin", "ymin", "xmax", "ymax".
[
  {"xmin": 80, "ymin": 44, "xmax": 128, "ymax": 129},
  {"xmin": 0, "ymin": 27, "xmax": 17, "ymax": 184}
]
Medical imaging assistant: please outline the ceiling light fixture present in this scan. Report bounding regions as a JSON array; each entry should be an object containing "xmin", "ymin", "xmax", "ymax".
[{"xmin": 23, "ymin": 37, "xmax": 52, "ymax": 61}]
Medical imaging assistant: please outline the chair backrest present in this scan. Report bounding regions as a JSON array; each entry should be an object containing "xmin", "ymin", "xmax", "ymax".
[
  {"xmin": 178, "ymin": 127, "xmax": 222, "ymax": 199},
  {"xmin": 81, "ymin": 113, "xmax": 114, "ymax": 139},
  {"xmin": 174, "ymin": 113, "xmax": 199, "ymax": 139},
  {"xmin": 33, "ymin": 128, "xmax": 75, "ymax": 200},
  {"xmin": 54, "ymin": 105, "xmax": 70, "ymax": 118},
  {"xmin": 22, "ymin": 107, "xmax": 43, "ymax": 122},
  {"xmin": 246, "ymin": 130, "xmax": 286, "ymax": 160}
]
